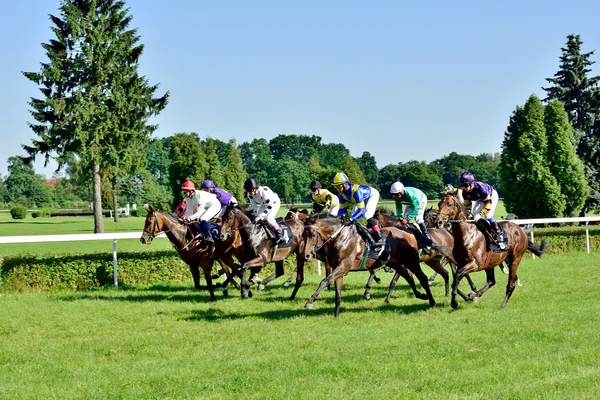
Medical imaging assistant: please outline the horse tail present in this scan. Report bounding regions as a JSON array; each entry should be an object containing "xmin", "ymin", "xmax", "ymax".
[{"xmin": 527, "ymin": 238, "xmax": 548, "ymax": 257}]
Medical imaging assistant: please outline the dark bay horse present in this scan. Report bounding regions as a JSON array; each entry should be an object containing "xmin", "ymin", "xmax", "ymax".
[
  {"xmin": 140, "ymin": 205, "xmax": 242, "ymax": 301},
  {"xmin": 302, "ymin": 213, "xmax": 435, "ymax": 318},
  {"xmin": 374, "ymin": 208, "xmax": 477, "ymax": 295},
  {"xmin": 219, "ymin": 206, "xmax": 305, "ymax": 299},
  {"xmin": 435, "ymin": 194, "xmax": 547, "ymax": 308}
]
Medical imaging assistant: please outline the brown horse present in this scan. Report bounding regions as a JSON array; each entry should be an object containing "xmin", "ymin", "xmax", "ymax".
[
  {"xmin": 140, "ymin": 205, "xmax": 242, "ymax": 301},
  {"xmin": 435, "ymin": 194, "xmax": 547, "ymax": 308},
  {"xmin": 373, "ymin": 208, "xmax": 477, "ymax": 295},
  {"xmin": 302, "ymin": 213, "xmax": 435, "ymax": 318},
  {"xmin": 219, "ymin": 205, "xmax": 305, "ymax": 299}
]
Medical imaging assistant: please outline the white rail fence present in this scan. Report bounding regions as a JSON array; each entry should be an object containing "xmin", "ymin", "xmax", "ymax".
[{"xmin": 1, "ymin": 216, "xmax": 599, "ymax": 287}]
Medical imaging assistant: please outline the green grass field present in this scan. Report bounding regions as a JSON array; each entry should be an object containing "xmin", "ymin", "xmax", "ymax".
[{"xmin": 0, "ymin": 252, "xmax": 599, "ymax": 399}]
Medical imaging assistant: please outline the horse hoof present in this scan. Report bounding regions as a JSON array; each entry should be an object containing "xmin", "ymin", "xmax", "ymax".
[
  {"xmin": 364, "ymin": 295, "xmax": 371, "ymax": 301},
  {"xmin": 472, "ymin": 296, "xmax": 479, "ymax": 303},
  {"xmin": 283, "ymin": 282, "xmax": 290, "ymax": 287},
  {"xmin": 258, "ymin": 284, "xmax": 265, "ymax": 291},
  {"xmin": 248, "ymin": 290, "xmax": 253, "ymax": 298},
  {"xmin": 305, "ymin": 303, "xmax": 314, "ymax": 310},
  {"xmin": 222, "ymin": 289, "xmax": 229, "ymax": 296},
  {"xmin": 429, "ymin": 300, "xmax": 436, "ymax": 307},
  {"xmin": 451, "ymin": 299, "xmax": 459, "ymax": 309}
]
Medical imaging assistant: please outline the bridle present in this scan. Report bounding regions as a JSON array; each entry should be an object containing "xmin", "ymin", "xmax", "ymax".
[
  {"xmin": 143, "ymin": 211, "xmax": 161, "ymax": 239},
  {"xmin": 304, "ymin": 221, "xmax": 345, "ymax": 254}
]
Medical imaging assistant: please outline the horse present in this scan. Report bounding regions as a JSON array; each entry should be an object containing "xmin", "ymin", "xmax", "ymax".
[
  {"xmin": 219, "ymin": 205, "xmax": 305, "ymax": 299},
  {"xmin": 373, "ymin": 207, "xmax": 477, "ymax": 295},
  {"xmin": 435, "ymin": 194, "xmax": 547, "ymax": 308},
  {"xmin": 140, "ymin": 205, "xmax": 242, "ymax": 301},
  {"xmin": 302, "ymin": 212, "xmax": 435, "ymax": 318}
]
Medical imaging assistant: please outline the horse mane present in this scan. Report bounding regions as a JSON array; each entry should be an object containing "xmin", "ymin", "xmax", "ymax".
[
  {"xmin": 307, "ymin": 211, "xmax": 340, "ymax": 224},
  {"xmin": 376, "ymin": 207, "xmax": 395, "ymax": 216},
  {"xmin": 162, "ymin": 211, "xmax": 184, "ymax": 224}
]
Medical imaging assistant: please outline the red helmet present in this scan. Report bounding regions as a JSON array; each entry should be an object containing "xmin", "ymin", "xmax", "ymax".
[{"xmin": 181, "ymin": 181, "xmax": 195, "ymax": 191}]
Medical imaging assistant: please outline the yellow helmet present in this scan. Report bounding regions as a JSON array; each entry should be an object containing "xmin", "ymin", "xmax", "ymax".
[{"xmin": 332, "ymin": 172, "xmax": 349, "ymax": 186}]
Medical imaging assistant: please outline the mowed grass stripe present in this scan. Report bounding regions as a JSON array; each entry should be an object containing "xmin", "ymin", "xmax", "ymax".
[{"xmin": 1, "ymin": 252, "xmax": 599, "ymax": 399}]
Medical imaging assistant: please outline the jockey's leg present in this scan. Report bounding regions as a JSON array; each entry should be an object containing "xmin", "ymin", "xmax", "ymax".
[{"xmin": 200, "ymin": 220, "xmax": 214, "ymax": 243}]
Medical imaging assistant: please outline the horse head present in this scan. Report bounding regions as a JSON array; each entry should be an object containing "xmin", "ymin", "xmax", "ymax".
[
  {"xmin": 220, "ymin": 205, "xmax": 251, "ymax": 241},
  {"xmin": 140, "ymin": 204, "xmax": 160, "ymax": 244},
  {"xmin": 435, "ymin": 194, "xmax": 465, "ymax": 229}
]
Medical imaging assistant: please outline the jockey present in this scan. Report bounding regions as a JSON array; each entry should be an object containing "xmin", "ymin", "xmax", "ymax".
[
  {"xmin": 244, "ymin": 178, "xmax": 284, "ymax": 244},
  {"xmin": 309, "ymin": 180, "xmax": 339, "ymax": 216},
  {"xmin": 200, "ymin": 180, "xmax": 238, "ymax": 218},
  {"xmin": 332, "ymin": 172, "xmax": 385, "ymax": 255},
  {"xmin": 441, "ymin": 183, "xmax": 464, "ymax": 204},
  {"xmin": 459, "ymin": 172, "xmax": 507, "ymax": 251},
  {"xmin": 390, "ymin": 182, "xmax": 433, "ymax": 255},
  {"xmin": 181, "ymin": 180, "xmax": 222, "ymax": 244}
]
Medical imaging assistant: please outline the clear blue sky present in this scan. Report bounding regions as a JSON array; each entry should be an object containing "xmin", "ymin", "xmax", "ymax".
[{"xmin": 2, "ymin": 0, "xmax": 600, "ymax": 178}]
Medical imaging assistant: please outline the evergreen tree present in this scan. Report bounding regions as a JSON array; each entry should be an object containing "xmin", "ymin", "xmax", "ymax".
[
  {"xmin": 168, "ymin": 133, "xmax": 208, "ymax": 207},
  {"xmin": 201, "ymin": 137, "xmax": 225, "ymax": 186},
  {"xmin": 239, "ymin": 138, "xmax": 273, "ymax": 185},
  {"xmin": 23, "ymin": 0, "xmax": 168, "ymax": 232},
  {"xmin": 545, "ymin": 101, "xmax": 588, "ymax": 216},
  {"xmin": 543, "ymin": 34, "xmax": 600, "ymax": 212},
  {"xmin": 500, "ymin": 95, "xmax": 565, "ymax": 218},
  {"xmin": 222, "ymin": 139, "xmax": 246, "ymax": 202},
  {"xmin": 341, "ymin": 155, "xmax": 367, "ymax": 185},
  {"xmin": 359, "ymin": 151, "xmax": 379, "ymax": 187}
]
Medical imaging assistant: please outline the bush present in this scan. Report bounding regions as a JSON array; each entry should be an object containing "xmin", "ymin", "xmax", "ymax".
[
  {"xmin": 10, "ymin": 206, "xmax": 27, "ymax": 220},
  {"xmin": 31, "ymin": 212, "xmax": 40, "ymax": 218},
  {"xmin": 130, "ymin": 209, "xmax": 140, "ymax": 217}
]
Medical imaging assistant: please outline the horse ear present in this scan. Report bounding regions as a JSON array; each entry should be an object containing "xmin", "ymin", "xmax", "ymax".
[{"xmin": 144, "ymin": 204, "xmax": 154, "ymax": 212}]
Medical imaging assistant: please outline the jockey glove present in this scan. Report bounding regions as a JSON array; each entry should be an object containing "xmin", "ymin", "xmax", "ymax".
[{"xmin": 401, "ymin": 218, "xmax": 409, "ymax": 225}]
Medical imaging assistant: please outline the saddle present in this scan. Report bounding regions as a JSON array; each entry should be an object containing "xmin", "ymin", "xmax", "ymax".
[
  {"xmin": 186, "ymin": 221, "xmax": 221, "ymax": 243},
  {"xmin": 475, "ymin": 219, "xmax": 507, "ymax": 253},
  {"xmin": 256, "ymin": 218, "xmax": 294, "ymax": 248}
]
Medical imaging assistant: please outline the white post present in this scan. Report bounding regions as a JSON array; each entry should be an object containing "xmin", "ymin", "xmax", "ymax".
[
  {"xmin": 586, "ymin": 221, "xmax": 590, "ymax": 254},
  {"xmin": 113, "ymin": 239, "xmax": 118, "ymax": 287},
  {"xmin": 530, "ymin": 228, "xmax": 535, "ymax": 259},
  {"xmin": 317, "ymin": 260, "xmax": 322, "ymax": 275}
]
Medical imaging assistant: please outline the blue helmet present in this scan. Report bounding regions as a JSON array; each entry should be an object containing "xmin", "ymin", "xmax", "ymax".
[
  {"xmin": 459, "ymin": 172, "xmax": 474, "ymax": 186},
  {"xmin": 332, "ymin": 172, "xmax": 349, "ymax": 186},
  {"xmin": 201, "ymin": 180, "xmax": 215, "ymax": 189}
]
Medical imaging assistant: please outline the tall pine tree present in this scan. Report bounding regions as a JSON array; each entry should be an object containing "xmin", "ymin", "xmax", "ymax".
[
  {"xmin": 202, "ymin": 137, "xmax": 225, "ymax": 186},
  {"xmin": 545, "ymin": 101, "xmax": 588, "ymax": 216},
  {"xmin": 23, "ymin": 0, "xmax": 168, "ymax": 232},
  {"xmin": 543, "ymin": 34, "xmax": 600, "ymax": 212},
  {"xmin": 222, "ymin": 139, "xmax": 246, "ymax": 202},
  {"xmin": 500, "ymin": 95, "xmax": 565, "ymax": 218}
]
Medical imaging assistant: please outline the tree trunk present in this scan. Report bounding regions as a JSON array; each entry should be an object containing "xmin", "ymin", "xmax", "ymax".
[
  {"xmin": 112, "ymin": 181, "xmax": 120, "ymax": 223},
  {"xmin": 93, "ymin": 163, "xmax": 105, "ymax": 233}
]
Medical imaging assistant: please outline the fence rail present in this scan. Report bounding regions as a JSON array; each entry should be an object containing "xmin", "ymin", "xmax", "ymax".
[{"xmin": 1, "ymin": 215, "xmax": 599, "ymax": 287}]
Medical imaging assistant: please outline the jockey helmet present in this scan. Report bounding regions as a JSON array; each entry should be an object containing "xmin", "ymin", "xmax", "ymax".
[
  {"xmin": 181, "ymin": 181, "xmax": 195, "ymax": 191},
  {"xmin": 459, "ymin": 172, "xmax": 475, "ymax": 187},
  {"xmin": 390, "ymin": 181, "xmax": 404, "ymax": 194},
  {"xmin": 244, "ymin": 178, "xmax": 259, "ymax": 191},
  {"xmin": 442, "ymin": 184, "xmax": 455, "ymax": 194},
  {"xmin": 200, "ymin": 180, "xmax": 215, "ymax": 189},
  {"xmin": 309, "ymin": 180, "xmax": 322, "ymax": 191},
  {"xmin": 332, "ymin": 172, "xmax": 349, "ymax": 186}
]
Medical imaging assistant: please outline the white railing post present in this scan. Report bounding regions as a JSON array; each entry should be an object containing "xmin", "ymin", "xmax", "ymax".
[
  {"xmin": 317, "ymin": 260, "xmax": 321, "ymax": 275},
  {"xmin": 113, "ymin": 239, "xmax": 118, "ymax": 287},
  {"xmin": 586, "ymin": 221, "xmax": 590, "ymax": 254}
]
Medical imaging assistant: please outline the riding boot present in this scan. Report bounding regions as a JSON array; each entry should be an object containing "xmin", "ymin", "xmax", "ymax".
[
  {"xmin": 201, "ymin": 221, "xmax": 214, "ymax": 244},
  {"xmin": 354, "ymin": 222, "xmax": 377, "ymax": 253},
  {"xmin": 490, "ymin": 221, "xmax": 507, "ymax": 251},
  {"xmin": 418, "ymin": 222, "xmax": 433, "ymax": 255},
  {"xmin": 275, "ymin": 228, "xmax": 285, "ymax": 244}
]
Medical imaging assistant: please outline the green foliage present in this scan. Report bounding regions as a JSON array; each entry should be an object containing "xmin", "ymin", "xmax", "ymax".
[
  {"xmin": 545, "ymin": 101, "xmax": 588, "ymax": 216},
  {"xmin": 501, "ymin": 95, "xmax": 565, "ymax": 218},
  {"xmin": 1, "ymin": 251, "xmax": 189, "ymax": 291},
  {"xmin": 139, "ymin": 170, "xmax": 172, "ymax": 210},
  {"xmin": 168, "ymin": 133, "xmax": 208, "ymax": 206},
  {"xmin": 239, "ymin": 138, "xmax": 274, "ymax": 186},
  {"xmin": 222, "ymin": 139, "xmax": 247, "ymax": 201},
  {"xmin": 359, "ymin": 151, "xmax": 379, "ymax": 187},
  {"xmin": 378, "ymin": 161, "xmax": 443, "ymax": 199},
  {"xmin": 543, "ymin": 34, "xmax": 600, "ymax": 212},
  {"xmin": 268, "ymin": 159, "xmax": 311, "ymax": 204},
  {"xmin": 5, "ymin": 157, "xmax": 52, "ymax": 208},
  {"xmin": 201, "ymin": 137, "xmax": 225, "ymax": 186},
  {"xmin": 145, "ymin": 137, "xmax": 172, "ymax": 186},
  {"xmin": 10, "ymin": 205, "xmax": 27, "ymax": 220},
  {"xmin": 341, "ymin": 155, "xmax": 367, "ymax": 184}
]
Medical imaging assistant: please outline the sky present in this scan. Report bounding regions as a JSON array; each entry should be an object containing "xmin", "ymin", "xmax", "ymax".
[{"xmin": 2, "ymin": 0, "xmax": 600, "ymax": 178}]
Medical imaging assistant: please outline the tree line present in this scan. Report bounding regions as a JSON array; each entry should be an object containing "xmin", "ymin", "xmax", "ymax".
[{"xmin": 5, "ymin": 1, "xmax": 599, "ymax": 227}]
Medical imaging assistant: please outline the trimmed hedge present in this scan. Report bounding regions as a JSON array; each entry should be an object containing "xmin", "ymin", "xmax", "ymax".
[{"xmin": 10, "ymin": 205, "xmax": 27, "ymax": 219}]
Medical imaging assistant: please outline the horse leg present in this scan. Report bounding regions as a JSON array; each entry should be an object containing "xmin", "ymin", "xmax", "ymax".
[
  {"xmin": 363, "ymin": 269, "xmax": 378, "ymax": 300},
  {"xmin": 451, "ymin": 265, "xmax": 472, "ymax": 309},
  {"xmin": 428, "ymin": 271, "xmax": 438, "ymax": 285},
  {"xmin": 410, "ymin": 265, "xmax": 436, "ymax": 307},
  {"xmin": 283, "ymin": 268, "xmax": 297, "ymax": 287},
  {"xmin": 385, "ymin": 271, "xmax": 401, "ymax": 304},
  {"xmin": 334, "ymin": 276, "xmax": 344, "ymax": 318},
  {"xmin": 425, "ymin": 259, "xmax": 450, "ymax": 297},
  {"xmin": 259, "ymin": 261, "xmax": 285, "ymax": 289},
  {"xmin": 289, "ymin": 259, "xmax": 304, "ymax": 301},
  {"xmin": 305, "ymin": 267, "xmax": 346, "ymax": 310},
  {"xmin": 501, "ymin": 258, "xmax": 521, "ymax": 308},
  {"xmin": 189, "ymin": 265, "xmax": 202, "ymax": 290},
  {"xmin": 386, "ymin": 262, "xmax": 426, "ymax": 303},
  {"xmin": 202, "ymin": 261, "xmax": 216, "ymax": 302},
  {"xmin": 467, "ymin": 268, "xmax": 496, "ymax": 302}
]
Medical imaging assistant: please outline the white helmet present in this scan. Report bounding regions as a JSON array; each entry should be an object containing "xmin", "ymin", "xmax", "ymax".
[{"xmin": 390, "ymin": 181, "xmax": 404, "ymax": 194}]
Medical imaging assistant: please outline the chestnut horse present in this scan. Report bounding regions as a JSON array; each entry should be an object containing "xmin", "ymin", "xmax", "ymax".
[
  {"xmin": 373, "ymin": 208, "xmax": 477, "ymax": 295},
  {"xmin": 140, "ymin": 205, "xmax": 242, "ymax": 301},
  {"xmin": 219, "ymin": 205, "xmax": 305, "ymax": 299},
  {"xmin": 435, "ymin": 194, "xmax": 547, "ymax": 308},
  {"xmin": 302, "ymin": 213, "xmax": 435, "ymax": 318}
]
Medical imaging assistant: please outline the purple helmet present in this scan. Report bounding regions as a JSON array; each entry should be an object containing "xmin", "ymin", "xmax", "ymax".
[
  {"xmin": 459, "ymin": 172, "xmax": 475, "ymax": 186},
  {"xmin": 200, "ymin": 180, "xmax": 215, "ymax": 189}
]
